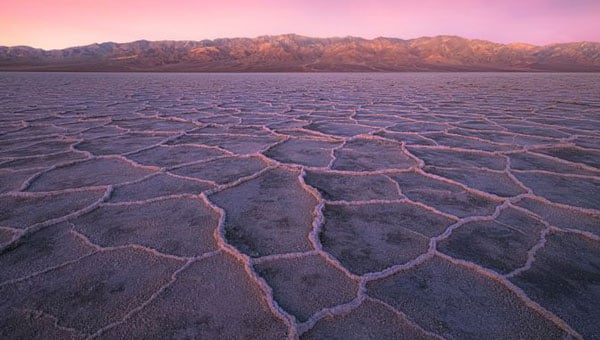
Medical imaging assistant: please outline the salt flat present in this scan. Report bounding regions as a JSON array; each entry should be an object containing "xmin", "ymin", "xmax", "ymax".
[{"xmin": 0, "ymin": 72, "xmax": 599, "ymax": 339}]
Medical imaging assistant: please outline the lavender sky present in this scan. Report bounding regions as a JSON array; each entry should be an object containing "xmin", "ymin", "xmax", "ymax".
[{"xmin": 1, "ymin": 0, "xmax": 599, "ymax": 49}]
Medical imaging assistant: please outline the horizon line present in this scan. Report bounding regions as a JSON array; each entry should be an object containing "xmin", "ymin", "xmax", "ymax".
[{"xmin": 3, "ymin": 33, "xmax": 599, "ymax": 51}]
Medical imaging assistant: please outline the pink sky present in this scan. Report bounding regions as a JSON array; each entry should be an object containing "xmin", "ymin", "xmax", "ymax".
[{"xmin": 1, "ymin": 0, "xmax": 599, "ymax": 49}]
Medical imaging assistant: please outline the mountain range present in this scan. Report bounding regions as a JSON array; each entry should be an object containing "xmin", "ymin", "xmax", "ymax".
[{"xmin": 1, "ymin": 34, "xmax": 599, "ymax": 72}]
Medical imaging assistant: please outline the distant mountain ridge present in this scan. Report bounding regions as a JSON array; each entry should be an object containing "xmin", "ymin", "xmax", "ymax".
[{"xmin": 1, "ymin": 34, "xmax": 600, "ymax": 72}]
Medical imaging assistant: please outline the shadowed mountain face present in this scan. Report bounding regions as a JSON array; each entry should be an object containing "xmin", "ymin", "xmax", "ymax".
[{"xmin": 1, "ymin": 34, "xmax": 600, "ymax": 72}]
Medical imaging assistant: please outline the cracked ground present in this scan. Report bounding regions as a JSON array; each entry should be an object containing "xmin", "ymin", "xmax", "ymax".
[{"xmin": 0, "ymin": 72, "xmax": 599, "ymax": 339}]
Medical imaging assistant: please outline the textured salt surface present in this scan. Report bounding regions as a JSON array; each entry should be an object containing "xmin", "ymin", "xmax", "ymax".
[{"xmin": 0, "ymin": 72, "xmax": 598, "ymax": 339}]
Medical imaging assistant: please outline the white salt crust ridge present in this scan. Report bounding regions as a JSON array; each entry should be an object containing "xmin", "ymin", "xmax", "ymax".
[
  {"xmin": 434, "ymin": 252, "xmax": 582, "ymax": 339},
  {"xmin": 199, "ymin": 194, "xmax": 299, "ymax": 339},
  {"xmin": 363, "ymin": 297, "xmax": 447, "ymax": 340},
  {"xmin": 0, "ymin": 186, "xmax": 113, "ymax": 254},
  {"xmin": 20, "ymin": 308, "xmax": 89, "ymax": 339},
  {"xmin": 87, "ymin": 252, "xmax": 220, "ymax": 339},
  {"xmin": 503, "ymin": 154, "xmax": 535, "ymax": 194}
]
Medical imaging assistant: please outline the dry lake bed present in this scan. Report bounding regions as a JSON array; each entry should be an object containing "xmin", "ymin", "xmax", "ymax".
[{"xmin": 0, "ymin": 72, "xmax": 599, "ymax": 339}]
